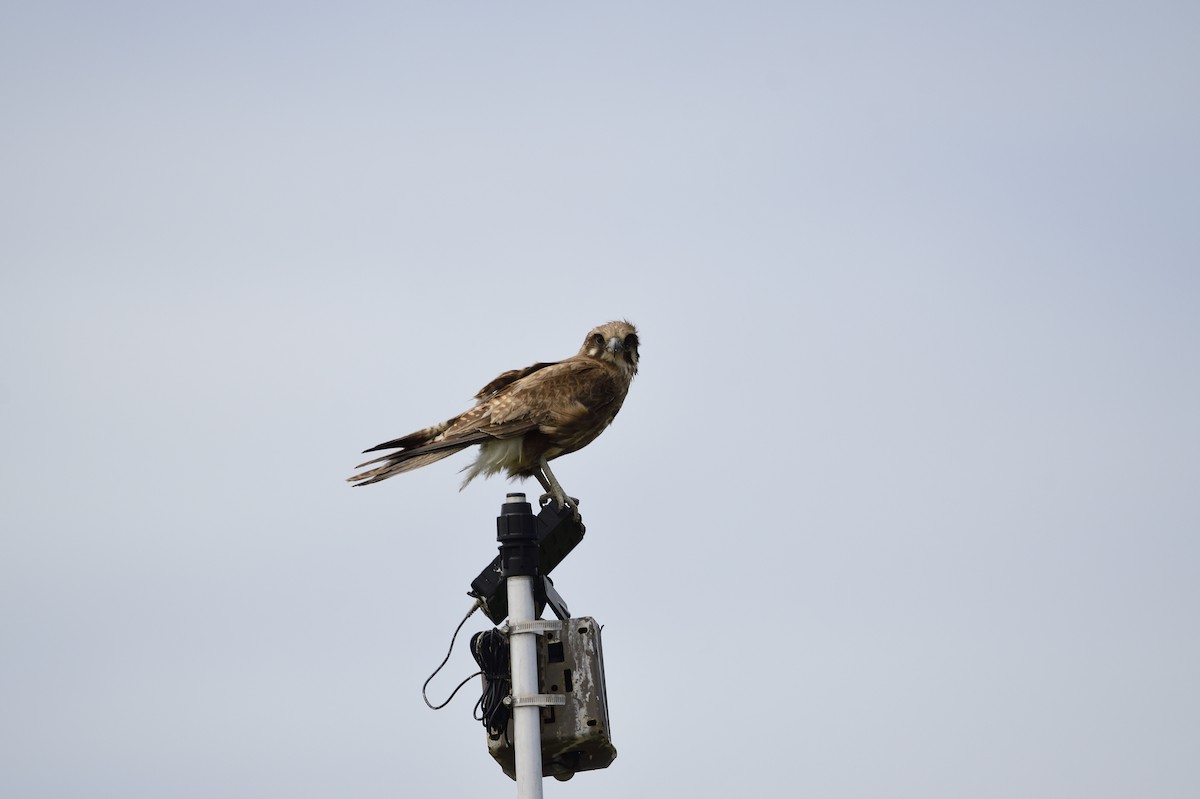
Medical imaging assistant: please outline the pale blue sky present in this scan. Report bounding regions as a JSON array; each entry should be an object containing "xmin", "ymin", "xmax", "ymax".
[{"xmin": 2, "ymin": 3, "xmax": 1198, "ymax": 797}]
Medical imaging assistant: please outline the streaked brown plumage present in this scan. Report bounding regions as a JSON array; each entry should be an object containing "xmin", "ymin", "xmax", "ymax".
[{"xmin": 347, "ymin": 321, "xmax": 640, "ymax": 511}]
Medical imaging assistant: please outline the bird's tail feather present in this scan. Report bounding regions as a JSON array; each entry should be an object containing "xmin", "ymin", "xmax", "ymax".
[
  {"xmin": 347, "ymin": 428, "xmax": 494, "ymax": 487},
  {"xmin": 361, "ymin": 420, "xmax": 454, "ymax": 454},
  {"xmin": 347, "ymin": 447, "xmax": 466, "ymax": 486}
]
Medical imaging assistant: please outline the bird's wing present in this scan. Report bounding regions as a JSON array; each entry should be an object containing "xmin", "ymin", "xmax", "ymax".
[
  {"xmin": 482, "ymin": 357, "xmax": 626, "ymax": 443},
  {"xmin": 360, "ymin": 357, "xmax": 619, "ymax": 461},
  {"xmin": 474, "ymin": 361, "xmax": 559, "ymax": 400}
]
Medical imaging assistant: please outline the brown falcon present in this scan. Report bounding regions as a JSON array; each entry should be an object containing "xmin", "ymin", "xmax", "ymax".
[{"xmin": 347, "ymin": 320, "xmax": 640, "ymax": 512}]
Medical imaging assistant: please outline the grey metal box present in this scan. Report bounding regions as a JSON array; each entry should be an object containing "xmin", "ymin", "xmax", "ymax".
[{"xmin": 486, "ymin": 616, "xmax": 617, "ymax": 781}]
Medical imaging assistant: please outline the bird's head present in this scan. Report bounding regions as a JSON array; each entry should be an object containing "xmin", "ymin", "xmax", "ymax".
[{"xmin": 581, "ymin": 320, "xmax": 640, "ymax": 378}]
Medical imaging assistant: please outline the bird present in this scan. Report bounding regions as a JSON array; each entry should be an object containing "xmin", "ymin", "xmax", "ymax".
[{"xmin": 347, "ymin": 320, "xmax": 640, "ymax": 514}]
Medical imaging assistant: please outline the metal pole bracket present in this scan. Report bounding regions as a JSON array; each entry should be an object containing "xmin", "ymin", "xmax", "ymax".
[
  {"xmin": 507, "ymin": 693, "xmax": 568, "ymax": 708},
  {"xmin": 503, "ymin": 620, "xmax": 560, "ymax": 637}
]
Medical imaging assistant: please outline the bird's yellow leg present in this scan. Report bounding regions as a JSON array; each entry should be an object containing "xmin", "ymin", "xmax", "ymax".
[{"xmin": 536, "ymin": 457, "xmax": 578, "ymax": 517}]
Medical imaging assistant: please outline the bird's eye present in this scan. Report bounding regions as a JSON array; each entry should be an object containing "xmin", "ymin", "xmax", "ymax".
[
  {"xmin": 591, "ymin": 333, "xmax": 604, "ymax": 349},
  {"xmin": 624, "ymin": 333, "xmax": 639, "ymax": 350}
]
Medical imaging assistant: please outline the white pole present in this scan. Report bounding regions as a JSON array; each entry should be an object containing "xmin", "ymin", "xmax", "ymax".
[
  {"xmin": 496, "ymin": 492, "xmax": 544, "ymax": 799},
  {"xmin": 507, "ymin": 574, "xmax": 543, "ymax": 799}
]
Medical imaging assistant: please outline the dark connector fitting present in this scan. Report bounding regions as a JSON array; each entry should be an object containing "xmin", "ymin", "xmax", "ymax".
[
  {"xmin": 496, "ymin": 493, "xmax": 539, "ymax": 578},
  {"xmin": 470, "ymin": 494, "xmax": 586, "ymax": 623}
]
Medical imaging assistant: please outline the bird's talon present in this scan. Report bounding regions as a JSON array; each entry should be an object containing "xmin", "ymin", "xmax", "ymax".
[{"xmin": 538, "ymin": 492, "xmax": 580, "ymax": 518}]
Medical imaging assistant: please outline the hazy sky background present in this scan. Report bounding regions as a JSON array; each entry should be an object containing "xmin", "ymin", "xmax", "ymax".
[{"xmin": 2, "ymin": 2, "xmax": 1197, "ymax": 797}]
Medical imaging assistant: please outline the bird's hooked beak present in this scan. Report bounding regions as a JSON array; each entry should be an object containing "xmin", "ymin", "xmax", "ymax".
[{"xmin": 605, "ymin": 336, "xmax": 625, "ymax": 354}]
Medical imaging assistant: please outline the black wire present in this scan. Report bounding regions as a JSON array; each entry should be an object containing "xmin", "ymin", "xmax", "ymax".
[
  {"xmin": 419, "ymin": 600, "xmax": 515, "ymax": 743},
  {"xmin": 471, "ymin": 628, "xmax": 511, "ymax": 739},
  {"xmin": 421, "ymin": 600, "xmax": 482, "ymax": 710}
]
